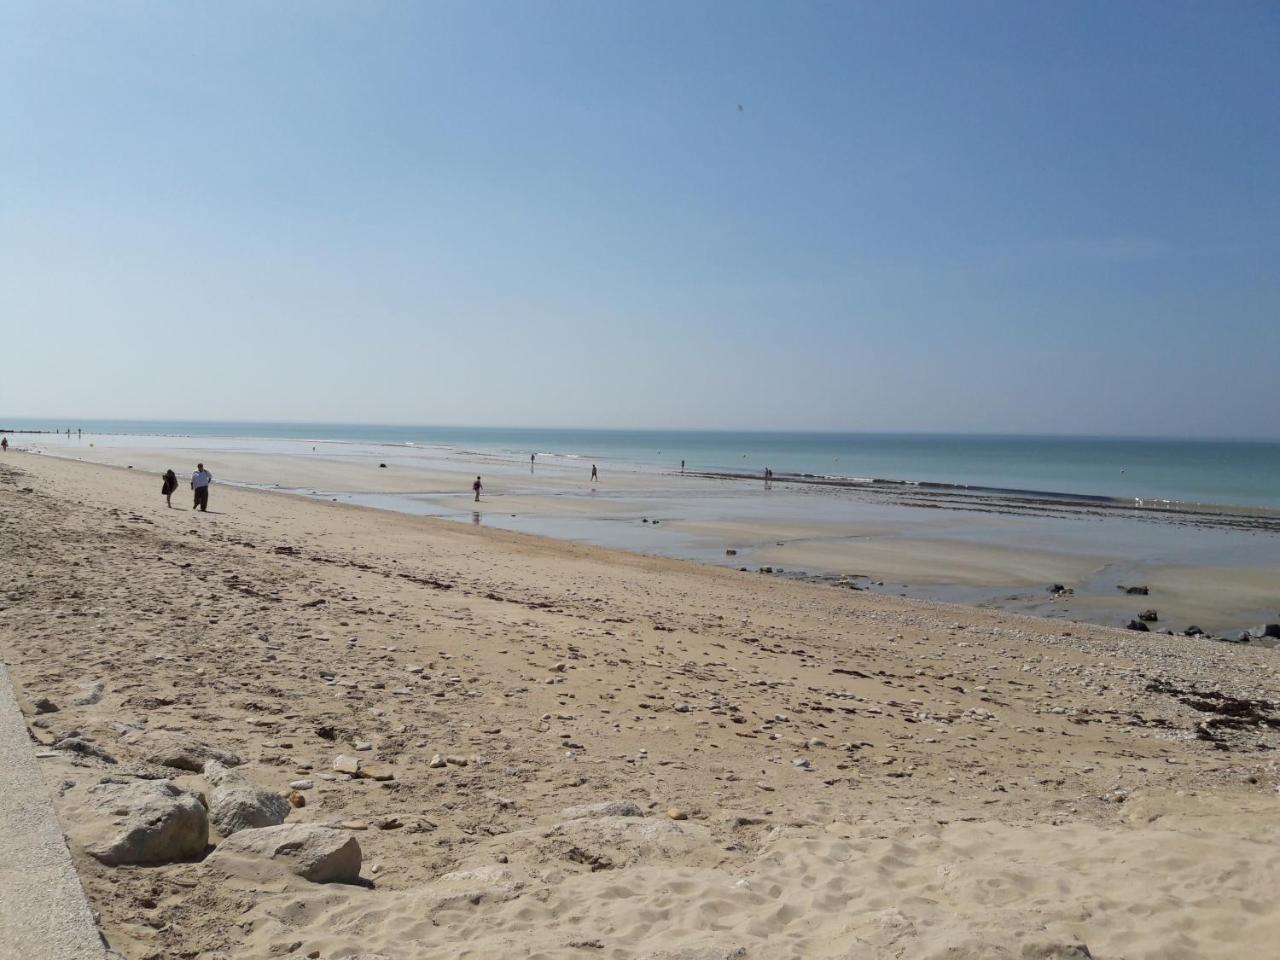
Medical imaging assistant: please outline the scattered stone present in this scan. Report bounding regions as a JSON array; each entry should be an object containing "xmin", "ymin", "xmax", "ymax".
[
  {"xmin": 360, "ymin": 763, "xmax": 396, "ymax": 782},
  {"xmin": 30, "ymin": 696, "xmax": 59, "ymax": 715},
  {"xmin": 53, "ymin": 735, "xmax": 116, "ymax": 764},
  {"xmin": 289, "ymin": 779, "xmax": 314, "ymax": 791},
  {"xmin": 86, "ymin": 780, "xmax": 208, "ymax": 866},
  {"xmin": 288, "ymin": 791, "xmax": 307, "ymax": 808},
  {"xmin": 445, "ymin": 755, "xmax": 468, "ymax": 767},
  {"xmin": 1125, "ymin": 620, "xmax": 1149, "ymax": 632},
  {"xmin": 138, "ymin": 730, "xmax": 242, "ymax": 772},
  {"xmin": 209, "ymin": 824, "xmax": 362, "ymax": 883},
  {"xmin": 1119, "ymin": 585, "xmax": 1149, "ymax": 595},
  {"xmin": 333, "ymin": 754, "xmax": 361, "ymax": 775},
  {"xmin": 71, "ymin": 680, "xmax": 105, "ymax": 706},
  {"xmin": 562, "ymin": 801, "xmax": 644, "ymax": 820},
  {"xmin": 428, "ymin": 754, "xmax": 447, "ymax": 768},
  {"xmin": 1138, "ymin": 609, "xmax": 1158, "ymax": 622},
  {"xmin": 1249, "ymin": 623, "xmax": 1280, "ymax": 640},
  {"xmin": 667, "ymin": 808, "xmax": 688, "ymax": 821},
  {"xmin": 1184, "ymin": 626, "xmax": 1205, "ymax": 637}
]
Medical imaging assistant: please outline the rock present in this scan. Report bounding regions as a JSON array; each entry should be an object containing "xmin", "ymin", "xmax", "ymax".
[
  {"xmin": 1248, "ymin": 623, "xmax": 1280, "ymax": 639},
  {"xmin": 445, "ymin": 755, "xmax": 468, "ymax": 767},
  {"xmin": 289, "ymin": 779, "xmax": 314, "ymax": 791},
  {"xmin": 360, "ymin": 763, "xmax": 396, "ymax": 782},
  {"xmin": 1020, "ymin": 941, "xmax": 1093, "ymax": 959},
  {"xmin": 1119, "ymin": 585, "xmax": 1149, "ymax": 596},
  {"xmin": 1125, "ymin": 620, "xmax": 1149, "ymax": 632},
  {"xmin": 725, "ymin": 549, "xmax": 737, "ymax": 556},
  {"xmin": 204, "ymin": 761, "xmax": 290, "ymax": 836},
  {"xmin": 30, "ymin": 696, "xmax": 59, "ymax": 715},
  {"xmin": 53, "ymin": 735, "xmax": 116, "ymax": 764},
  {"xmin": 138, "ymin": 730, "xmax": 242, "ymax": 772},
  {"xmin": 1137, "ymin": 609, "xmax": 1158, "ymax": 622},
  {"xmin": 288, "ymin": 791, "xmax": 307, "ymax": 808},
  {"xmin": 667, "ymin": 808, "xmax": 688, "ymax": 820},
  {"xmin": 428, "ymin": 754, "xmax": 446, "ymax": 768},
  {"xmin": 209, "ymin": 824, "xmax": 361, "ymax": 883},
  {"xmin": 333, "ymin": 754, "xmax": 361, "ymax": 775},
  {"xmin": 379, "ymin": 463, "xmax": 387, "ymax": 468},
  {"xmin": 86, "ymin": 780, "xmax": 209, "ymax": 866},
  {"xmin": 71, "ymin": 680, "xmax": 105, "ymax": 706},
  {"xmin": 562, "ymin": 801, "xmax": 644, "ymax": 820},
  {"xmin": 1184, "ymin": 625, "xmax": 1205, "ymax": 637}
]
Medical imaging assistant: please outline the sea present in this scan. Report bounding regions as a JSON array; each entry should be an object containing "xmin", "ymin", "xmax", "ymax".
[{"xmin": 4, "ymin": 418, "xmax": 1278, "ymax": 511}]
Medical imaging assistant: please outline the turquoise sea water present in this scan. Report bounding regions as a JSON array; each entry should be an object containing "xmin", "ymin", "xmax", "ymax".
[{"xmin": 4, "ymin": 418, "xmax": 1279, "ymax": 510}]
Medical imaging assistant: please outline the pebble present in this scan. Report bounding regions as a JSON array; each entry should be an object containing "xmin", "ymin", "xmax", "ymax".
[
  {"xmin": 428, "ymin": 754, "xmax": 446, "ymax": 768},
  {"xmin": 289, "ymin": 779, "xmax": 314, "ymax": 791},
  {"xmin": 667, "ymin": 807, "xmax": 688, "ymax": 820}
]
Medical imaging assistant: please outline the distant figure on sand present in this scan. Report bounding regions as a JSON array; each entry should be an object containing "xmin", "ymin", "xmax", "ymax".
[
  {"xmin": 680, "ymin": 459, "xmax": 685, "ymax": 473},
  {"xmin": 590, "ymin": 464, "xmax": 598, "ymax": 482},
  {"xmin": 161, "ymin": 469, "xmax": 178, "ymax": 508},
  {"xmin": 1, "ymin": 436, "xmax": 7, "ymax": 453},
  {"xmin": 191, "ymin": 463, "xmax": 213, "ymax": 512},
  {"xmin": 473, "ymin": 476, "xmax": 483, "ymax": 501}
]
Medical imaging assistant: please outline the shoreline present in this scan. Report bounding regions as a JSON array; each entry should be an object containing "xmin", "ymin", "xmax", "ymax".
[
  {"xmin": 693, "ymin": 468, "xmax": 1280, "ymax": 532},
  {"xmin": 6, "ymin": 424, "xmax": 1280, "ymax": 515}
]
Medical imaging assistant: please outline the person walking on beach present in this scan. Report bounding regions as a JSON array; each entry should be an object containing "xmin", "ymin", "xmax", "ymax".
[
  {"xmin": 473, "ymin": 476, "xmax": 483, "ymax": 501},
  {"xmin": 191, "ymin": 463, "xmax": 213, "ymax": 512},
  {"xmin": 590, "ymin": 464, "xmax": 598, "ymax": 482},
  {"xmin": 161, "ymin": 469, "xmax": 178, "ymax": 508},
  {"xmin": 1, "ymin": 436, "xmax": 7, "ymax": 453}
]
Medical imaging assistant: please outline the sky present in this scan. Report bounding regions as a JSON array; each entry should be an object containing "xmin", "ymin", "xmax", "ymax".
[{"xmin": 2, "ymin": 1, "xmax": 1278, "ymax": 436}]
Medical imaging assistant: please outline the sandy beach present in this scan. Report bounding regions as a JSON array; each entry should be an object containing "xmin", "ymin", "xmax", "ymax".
[
  {"xmin": 12, "ymin": 430, "xmax": 1280, "ymax": 639},
  {"xmin": 3, "ymin": 452, "xmax": 1280, "ymax": 959}
]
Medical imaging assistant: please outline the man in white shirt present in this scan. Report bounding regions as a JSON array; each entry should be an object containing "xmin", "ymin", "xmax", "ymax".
[{"xmin": 191, "ymin": 463, "xmax": 213, "ymax": 512}]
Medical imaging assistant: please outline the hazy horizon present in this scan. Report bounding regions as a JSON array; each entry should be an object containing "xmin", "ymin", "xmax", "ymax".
[
  {"xmin": 4, "ymin": 2, "xmax": 1277, "ymax": 437},
  {"xmin": 2, "ymin": 415, "xmax": 1278, "ymax": 444}
]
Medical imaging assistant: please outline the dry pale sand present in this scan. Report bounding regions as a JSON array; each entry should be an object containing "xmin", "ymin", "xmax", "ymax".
[{"xmin": 3, "ymin": 453, "xmax": 1280, "ymax": 960}]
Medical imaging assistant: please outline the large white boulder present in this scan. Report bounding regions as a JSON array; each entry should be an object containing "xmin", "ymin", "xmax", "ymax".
[
  {"xmin": 84, "ymin": 780, "xmax": 209, "ymax": 866},
  {"xmin": 209, "ymin": 824, "xmax": 362, "ymax": 883},
  {"xmin": 204, "ymin": 760, "xmax": 290, "ymax": 836}
]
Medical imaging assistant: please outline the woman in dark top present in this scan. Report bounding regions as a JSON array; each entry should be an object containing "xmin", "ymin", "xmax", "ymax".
[{"xmin": 161, "ymin": 469, "xmax": 178, "ymax": 508}]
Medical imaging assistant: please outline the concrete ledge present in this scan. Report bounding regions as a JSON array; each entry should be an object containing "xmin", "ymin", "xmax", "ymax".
[{"xmin": 0, "ymin": 664, "xmax": 108, "ymax": 960}]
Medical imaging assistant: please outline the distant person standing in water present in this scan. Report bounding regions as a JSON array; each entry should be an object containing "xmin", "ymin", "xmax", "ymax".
[
  {"xmin": 191, "ymin": 463, "xmax": 213, "ymax": 512},
  {"xmin": 473, "ymin": 476, "xmax": 483, "ymax": 501},
  {"xmin": 680, "ymin": 459, "xmax": 685, "ymax": 473},
  {"xmin": 590, "ymin": 464, "xmax": 598, "ymax": 482},
  {"xmin": 161, "ymin": 469, "xmax": 178, "ymax": 508}
]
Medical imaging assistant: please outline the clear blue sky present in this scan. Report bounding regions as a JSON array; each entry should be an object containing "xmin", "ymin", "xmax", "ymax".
[{"xmin": 3, "ymin": 1, "xmax": 1277, "ymax": 436}]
